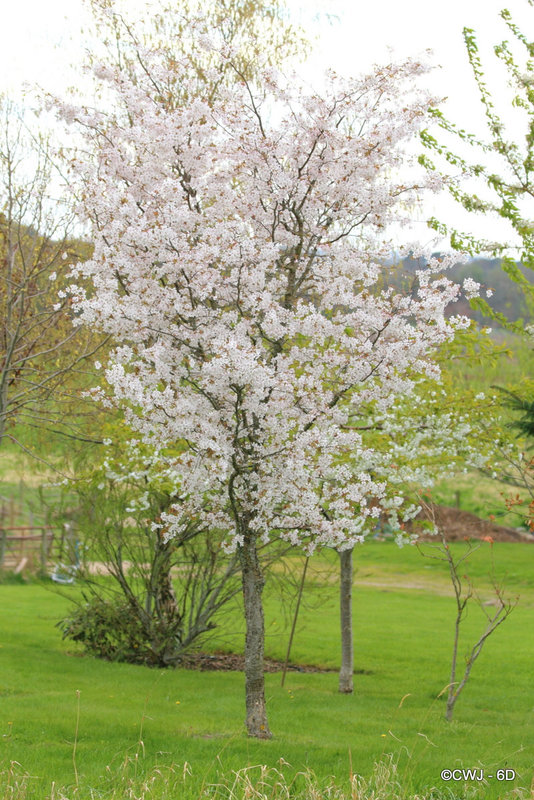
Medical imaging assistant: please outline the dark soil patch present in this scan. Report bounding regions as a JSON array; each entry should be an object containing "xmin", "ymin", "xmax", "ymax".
[
  {"xmin": 409, "ymin": 503, "xmax": 533, "ymax": 543},
  {"xmin": 181, "ymin": 651, "xmax": 335, "ymax": 673},
  {"xmin": 180, "ymin": 651, "xmax": 374, "ymax": 675}
]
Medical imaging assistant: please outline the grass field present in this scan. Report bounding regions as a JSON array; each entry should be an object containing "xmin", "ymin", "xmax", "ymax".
[{"xmin": 1, "ymin": 541, "xmax": 533, "ymax": 799}]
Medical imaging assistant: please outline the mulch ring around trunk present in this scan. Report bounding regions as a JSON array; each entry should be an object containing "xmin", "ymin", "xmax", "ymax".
[{"xmin": 180, "ymin": 651, "xmax": 372, "ymax": 674}]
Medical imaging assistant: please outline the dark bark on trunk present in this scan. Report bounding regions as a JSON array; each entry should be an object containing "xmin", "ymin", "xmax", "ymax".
[
  {"xmin": 239, "ymin": 529, "xmax": 272, "ymax": 738},
  {"xmin": 151, "ymin": 536, "xmax": 179, "ymax": 623},
  {"xmin": 338, "ymin": 547, "xmax": 354, "ymax": 694}
]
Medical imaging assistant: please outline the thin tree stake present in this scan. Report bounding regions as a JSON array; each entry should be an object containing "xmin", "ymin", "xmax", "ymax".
[
  {"xmin": 281, "ymin": 556, "xmax": 309, "ymax": 687},
  {"xmin": 73, "ymin": 690, "xmax": 80, "ymax": 788}
]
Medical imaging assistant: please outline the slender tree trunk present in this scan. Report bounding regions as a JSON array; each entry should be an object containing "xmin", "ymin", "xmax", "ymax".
[
  {"xmin": 338, "ymin": 547, "xmax": 354, "ymax": 694},
  {"xmin": 446, "ymin": 611, "xmax": 461, "ymax": 721},
  {"xmin": 0, "ymin": 405, "xmax": 7, "ymax": 449},
  {"xmin": 239, "ymin": 528, "xmax": 272, "ymax": 738}
]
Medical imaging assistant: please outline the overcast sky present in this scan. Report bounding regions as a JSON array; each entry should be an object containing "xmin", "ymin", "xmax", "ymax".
[
  {"xmin": 0, "ymin": 0, "xmax": 530, "ymax": 247},
  {"xmin": 1, "ymin": 0, "xmax": 527, "ymax": 108}
]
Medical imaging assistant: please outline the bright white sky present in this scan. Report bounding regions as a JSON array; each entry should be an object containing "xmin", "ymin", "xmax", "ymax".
[
  {"xmin": 0, "ymin": 0, "xmax": 531, "ymax": 247},
  {"xmin": 1, "ymin": 0, "xmax": 527, "ymax": 112}
]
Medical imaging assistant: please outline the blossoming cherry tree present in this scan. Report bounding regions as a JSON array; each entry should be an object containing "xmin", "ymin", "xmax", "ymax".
[{"xmin": 59, "ymin": 45, "xmax": 470, "ymax": 737}]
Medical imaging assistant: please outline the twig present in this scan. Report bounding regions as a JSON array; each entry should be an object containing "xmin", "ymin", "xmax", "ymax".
[
  {"xmin": 281, "ymin": 556, "xmax": 309, "ymax": 687},
  {"xmin": 417, "ymin": 497, "xmax": 517, "ymax": 721}
]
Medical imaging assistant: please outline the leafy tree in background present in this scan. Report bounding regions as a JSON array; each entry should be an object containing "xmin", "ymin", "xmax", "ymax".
[
  {"xmin": 499, "ymin": 386, "xmax": 534, "ymax": 437},
  {"xmin": 420, "ymin": 2, "xmax": 534, "ymax": 529},
  {"xmin": 420, "ymin": 2, "xmax": 534, "ymax": 325},
  {"xmin": 84, "ymin": 0, "xmax": 307, "ymax": 104},
  {"xmin": 0, "ymin": 97, "xmax": 105, "ymax": 457}
]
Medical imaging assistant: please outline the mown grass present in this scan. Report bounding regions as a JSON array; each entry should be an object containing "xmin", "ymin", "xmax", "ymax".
[{"xmin": 0, "ymin": 540, "xmax": 533, "ymax": 799}]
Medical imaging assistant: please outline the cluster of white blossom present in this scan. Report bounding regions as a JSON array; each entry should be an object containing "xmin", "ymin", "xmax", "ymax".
[{"xmin": 57, "ymin": 38, "xmax": 482, "ymax": 553}]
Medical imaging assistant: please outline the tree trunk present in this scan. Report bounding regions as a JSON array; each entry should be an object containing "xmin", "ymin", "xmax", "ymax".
[
  {"xmin": 152, "ymin": 537, "xmax": 179, "ymax": 623},
  {"xmin": 239, "ymin": 529, "xmax": 272, "ymax": 738},
  {"xmin": 338, "ymin": 547, "xmax": 354, "ymax": 694}
]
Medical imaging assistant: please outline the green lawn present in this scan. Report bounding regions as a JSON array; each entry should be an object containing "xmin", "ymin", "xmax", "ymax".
[{"xmin": 0, "ymin": 541, "xmax": 533, "ymax": 798}]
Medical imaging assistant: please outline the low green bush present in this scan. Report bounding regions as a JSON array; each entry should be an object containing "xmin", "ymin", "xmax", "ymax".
[{"xmin": 57, "ymin": 595, "xmax": 184, "ymax": 666}]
